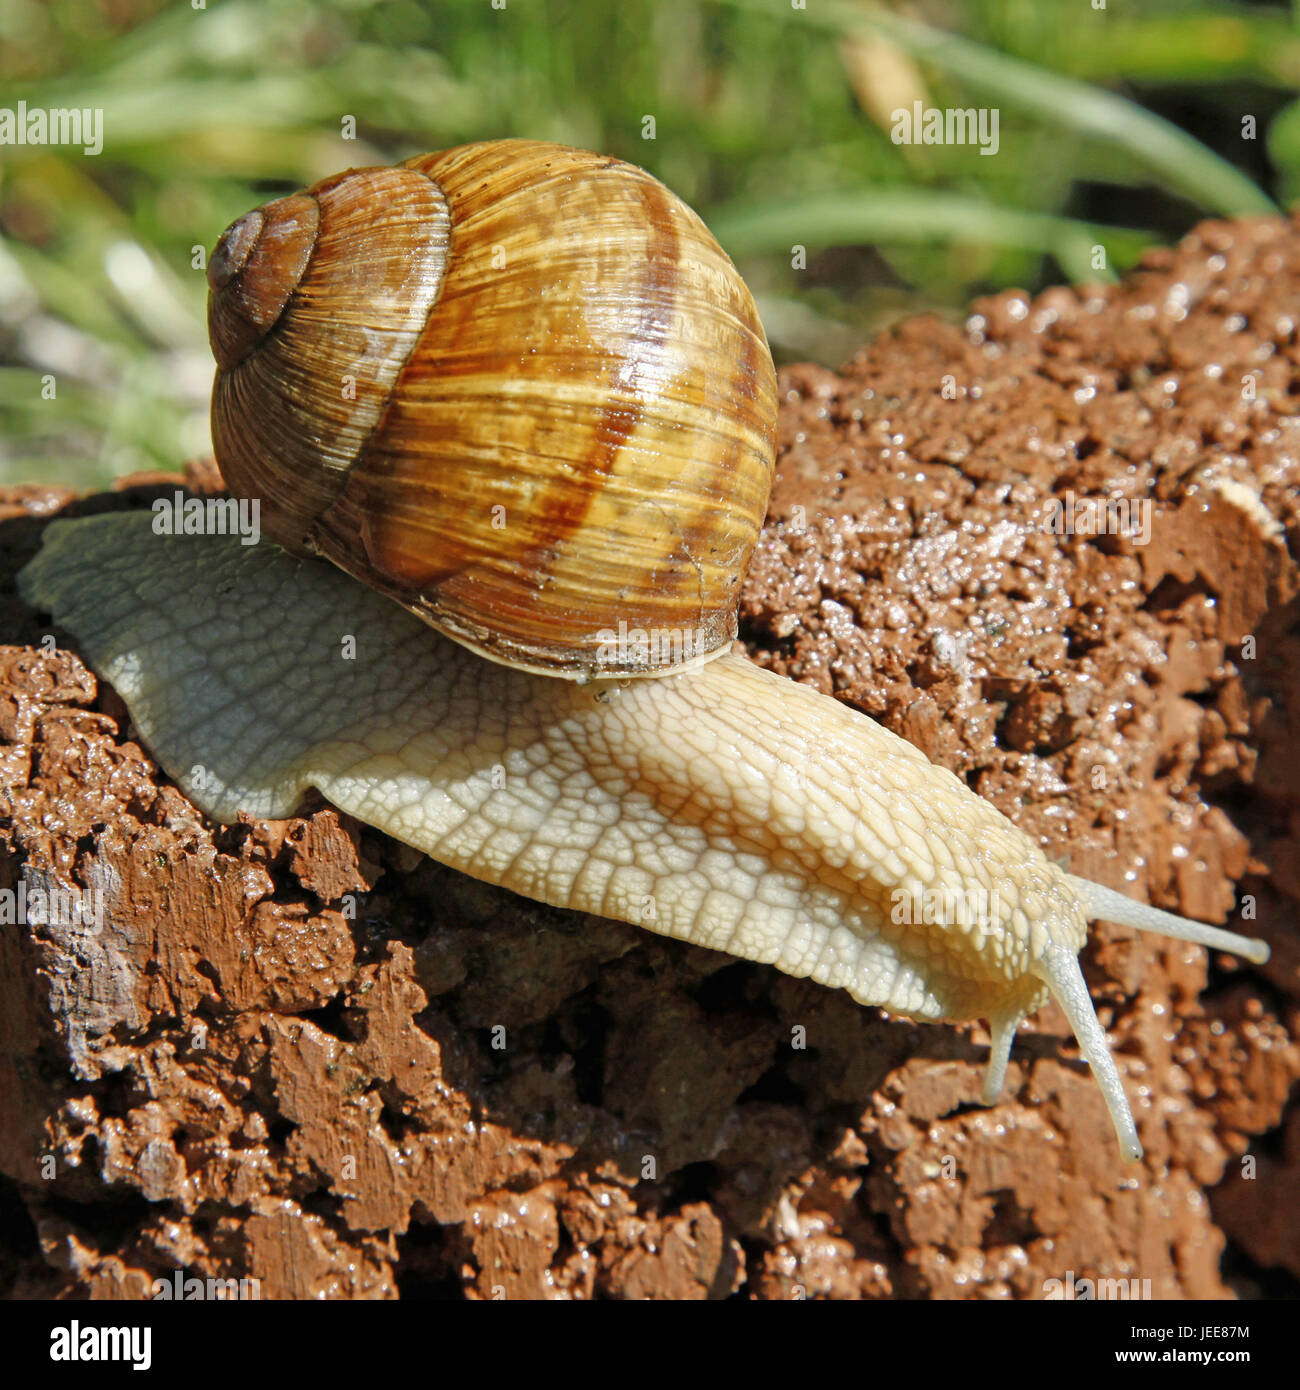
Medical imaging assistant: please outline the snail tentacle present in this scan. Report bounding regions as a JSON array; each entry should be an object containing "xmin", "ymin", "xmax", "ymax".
[
  {"xmin": 1031, "ymin": 940, "xmax": 1144, "ymax": 1162},
  {"xmin": 983, "ymin": 1002, "xmax": 1031, "ymax": 1109},
  {"xmin": 1067, "ymin": 873, "xmax": 1269, "ymax": 964}
]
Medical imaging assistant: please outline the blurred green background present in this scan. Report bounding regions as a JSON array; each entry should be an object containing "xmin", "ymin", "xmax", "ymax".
[{"xmin": 2, "ymin": 0, "xmax": 1299, "ymax": 489}]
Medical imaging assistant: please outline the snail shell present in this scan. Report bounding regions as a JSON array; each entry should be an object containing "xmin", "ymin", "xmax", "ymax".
[{"xmin": 207, "ymin": 139, "xmax": 778, "ymax": 679}]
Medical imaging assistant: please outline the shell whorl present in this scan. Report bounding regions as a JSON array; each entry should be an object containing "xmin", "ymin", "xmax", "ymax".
[
  {"xmin": 206, "ymin": 140, "xmax": 778, "ymax": 679},
  {"xmin": 207, "ymin": 196, "xmax": 316, "ymax": 368},
  {"xmin": 209, "ymin": 167, "xmax": 452, "ymax": 559}
]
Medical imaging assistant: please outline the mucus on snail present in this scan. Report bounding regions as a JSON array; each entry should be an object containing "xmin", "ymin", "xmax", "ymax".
[{"xmin": 19, "ymin": 138, "xmax": 1269, "ymax": 1163}]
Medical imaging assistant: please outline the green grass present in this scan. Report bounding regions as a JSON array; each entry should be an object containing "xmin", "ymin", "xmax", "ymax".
[{"xmin": 1, "ymin": 0, "xmax": 1294, "ymax": 487}]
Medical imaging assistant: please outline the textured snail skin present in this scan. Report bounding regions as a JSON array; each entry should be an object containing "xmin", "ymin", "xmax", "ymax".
[{"xmin": 20, "ymin": 513, "xmax": 1270, "ymax": 1163}]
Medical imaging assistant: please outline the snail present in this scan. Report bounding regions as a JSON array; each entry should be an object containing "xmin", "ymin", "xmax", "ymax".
[{"xmin": 18, "ymin": 139, "xmax": 1269, "ymax": 1165}]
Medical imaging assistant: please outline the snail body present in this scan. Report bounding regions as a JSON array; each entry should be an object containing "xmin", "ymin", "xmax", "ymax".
[{"xmin": 19, "ymin": 140, "xmax": 1269, "ymax": 1163}]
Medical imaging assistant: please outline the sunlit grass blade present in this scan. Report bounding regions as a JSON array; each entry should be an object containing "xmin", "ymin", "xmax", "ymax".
[
  {"xmin": 724, "ymin": 0, "xmax": 1278, "ymax": 217},
  {"xmin": 712, "ymin": 189, "xmax": 1151, "ymax": 283}
]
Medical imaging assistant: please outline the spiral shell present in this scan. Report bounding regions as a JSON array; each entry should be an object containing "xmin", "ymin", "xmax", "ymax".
[{"xmin": 207, "ymin": 139, "xmax": 777, "ymax": 678}]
